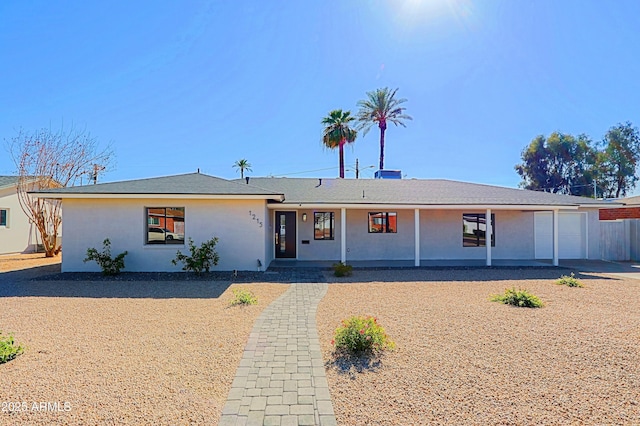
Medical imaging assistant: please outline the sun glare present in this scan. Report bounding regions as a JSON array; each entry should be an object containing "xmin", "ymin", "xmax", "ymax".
[{"xmin": 396, "ymin": 0, "xmax": 475, "ymax": 27}]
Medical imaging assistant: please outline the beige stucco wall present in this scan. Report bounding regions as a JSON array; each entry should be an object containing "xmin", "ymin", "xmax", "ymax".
[
  {"xmin": 61, "ymin": 198, "xmax": 268, "ymax": 272},
  {"xmin": 0, "ymin": 186, "xmax": 39, "ymax": 254}
]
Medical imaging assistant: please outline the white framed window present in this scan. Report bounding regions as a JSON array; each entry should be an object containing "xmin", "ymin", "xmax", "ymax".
[{"xmin": 0, "ymin": 209, "xmax": 7, "ymax": 227}]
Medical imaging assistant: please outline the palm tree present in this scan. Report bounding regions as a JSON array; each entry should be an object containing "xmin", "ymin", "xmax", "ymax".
[
  {"xmin": 322, "ymin": 109, "xmax": 358, "ymax": 178},
  {"xmin": 233, "ymin": 159, "xmax": 252, "ymax": 179},
  {"xmin": 356, "ymin": 87, "xmax": 412, "ymax": 171}
]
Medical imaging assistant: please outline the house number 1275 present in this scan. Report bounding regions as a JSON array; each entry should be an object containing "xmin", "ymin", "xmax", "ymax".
[{"xmin": 248, "ymin": 211, "xmax": 263, "ymax": 228}]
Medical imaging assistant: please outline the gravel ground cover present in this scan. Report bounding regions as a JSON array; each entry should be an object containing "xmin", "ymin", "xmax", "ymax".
[
  {"xmin": 0, "ymin": 267, "xmax": 288, "ymax": 425},
  {"xmin": 4, "ymin": 256, "xmax": 640, "ymax": 425},
  {"xmin": 318, "ymin": 269, "xmax": 640, "ymax": 425}
]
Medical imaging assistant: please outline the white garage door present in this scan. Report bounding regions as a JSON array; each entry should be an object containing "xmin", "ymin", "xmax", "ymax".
[{"xmin": 534, "ymin": 212, "xmax": 587, "ymax": 259}]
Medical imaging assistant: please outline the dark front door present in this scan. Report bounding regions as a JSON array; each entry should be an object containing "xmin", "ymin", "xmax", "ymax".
[{"xmin": 275, "ymin": 211, "xmax": 296, "ymax": 258}]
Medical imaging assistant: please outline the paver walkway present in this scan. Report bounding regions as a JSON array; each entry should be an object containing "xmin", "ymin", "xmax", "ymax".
[{"xmin": 219, "ymin": 283, "xmax": 336, "ymax": 426}]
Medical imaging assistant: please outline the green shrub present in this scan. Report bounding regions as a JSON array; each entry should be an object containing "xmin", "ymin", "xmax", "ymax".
[
  {"xmin": 0, "ymin": 332, "xmax": 24, "ymax": 364},
  {"xmin": 172, "ymin": 237, "xmax": 220, "ymax": 274},
  {"xmin": 556, "ymin": 272, "xmax": 583, "ymax": 287},
  {"xmin": 332, "ymin": 316, "xmax": 395, "ymax": 354},
  {"xmin": 84, "ymin": 238, "xmax": 128, "ymax": 275},
  {"xmin": 491, "ymin": 287, "xmax": 544, "ymax": 308},
  {"xmin": 229, "ymin": 288, "xmax": 258, "ymax": 306},
  {"xmin": 332, "ymin": 262, "xmax": 353, "ymax": 277}
]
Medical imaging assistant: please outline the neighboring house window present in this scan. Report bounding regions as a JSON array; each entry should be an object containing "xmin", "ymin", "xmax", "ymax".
[
  {"xmin": 146, "ymin": 207, "xmax": 185, "ymax": 244},
  {"xmin": 314, "ymin": 212, "xmax": 334, "ymax": 240},
  {"xmin": 0, "ymin": 209, "xmax": 7, "ymax": 227},
  {"xmin": 368, "ymin": 212, "xmax": 397, "ymax": 233},
  {"xmin": 463, "ymin": 213, "xmax": 495, "ymax": 247}
]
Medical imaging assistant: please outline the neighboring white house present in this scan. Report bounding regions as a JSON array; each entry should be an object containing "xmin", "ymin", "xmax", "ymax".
[
  {"xmin": 33, "ymin": 172, "xmax": 618, "ymax": 272},
  {"xmin": 0, "ymin": 176, "xmax": 39, "ymax": 254}
]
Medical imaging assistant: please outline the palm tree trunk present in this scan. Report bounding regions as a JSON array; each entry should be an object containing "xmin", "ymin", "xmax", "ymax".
[
  {"xmin": 339, "ymin": 139, "xmax": 345, "ymax": 178},
  {"xmin": 379, "ymin": 122, "xmax": 387, "ymax": 170}
]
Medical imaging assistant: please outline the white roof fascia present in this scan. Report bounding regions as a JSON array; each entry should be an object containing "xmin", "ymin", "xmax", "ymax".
[
  {"xmin": 31, "ymin": 193, "xmax": 284, "ymax": 201},
  {"xmin": 267, "ymin": 203, "xmax": 589, "ymax": 210}
]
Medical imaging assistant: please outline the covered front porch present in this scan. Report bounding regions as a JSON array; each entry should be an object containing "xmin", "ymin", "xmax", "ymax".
[
  {"xmin": 270, "ymin": 206, "xmax": 582, "ymax": 268},
  {"xmin": 269, "ymin": 258, "xmax": 554, "ymax": 269}
]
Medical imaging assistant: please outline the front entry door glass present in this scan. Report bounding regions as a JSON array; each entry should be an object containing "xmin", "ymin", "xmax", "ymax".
[{"xmin": 275, "ymin": 211, "xmax": 296, "ymax": 258}]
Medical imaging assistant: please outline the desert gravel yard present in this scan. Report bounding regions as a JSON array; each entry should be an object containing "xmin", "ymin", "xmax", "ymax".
[
  {"xmin": 3, "ymin": 261, "xmax": 640, "ymax": 425},
  {"xmin": 318, "ymin": 269, "xmax": 640, "ymax": 426},
  {"xmin": 0, "ymin": 267, "xmax": 287, "ymax": 425}
]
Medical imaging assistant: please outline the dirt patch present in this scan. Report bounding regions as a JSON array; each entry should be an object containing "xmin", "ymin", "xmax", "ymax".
[{"xmin": 0, "ymin": 253, "xmax": 61, "ymax": 273}]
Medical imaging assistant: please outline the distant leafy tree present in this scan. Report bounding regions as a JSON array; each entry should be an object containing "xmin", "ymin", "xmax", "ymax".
[
  {"xmin": 515, "ymin": 132, "xmax": 596, "ymax": 196},
  {"xmin": 596, "ymin": 122, "xmax": 640, "ymax": 198},
  {"xmin": 322, "ymin": 109, "xmax": 357, "ymax": 178},
  {"xmin": 356, "ymin": 87, "xmax": 412, "ymax": 170},
  {"xmin": 233, "ymin": 159, "xmax": 252, "ymax": 179}
]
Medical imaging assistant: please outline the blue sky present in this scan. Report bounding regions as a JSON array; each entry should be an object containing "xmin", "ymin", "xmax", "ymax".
[{"xmin": 1, "ymin": 0, "xmax": 639, "ymax": 190}]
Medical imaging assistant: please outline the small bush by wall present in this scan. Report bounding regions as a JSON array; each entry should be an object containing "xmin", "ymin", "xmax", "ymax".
[
  {"xmin": 172, "ymin": 237, "xmax": 220, "ymax": 274},
  {"xmin": 84, "ymin": 239, "xmax": 128, "ymax": 275},
  {"xmin": 332, "ymin": 262, "xmax": 353, "ymax": 277}
]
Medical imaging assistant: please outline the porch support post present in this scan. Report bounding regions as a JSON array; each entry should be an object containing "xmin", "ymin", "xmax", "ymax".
[
  {"xmin": 486, "ymin": 208, "xmax": 492, "ymax": 266},
  {"xmin": 341, "ymin": 208, "xmax": 347, "ymax": 263},
  {"xmin": 553, "ymin": 209, "xmax": 559, "ymax": 266},
  {"xmin": 414, "ymin": 209, "xmax": 420, "ymax": 267}
]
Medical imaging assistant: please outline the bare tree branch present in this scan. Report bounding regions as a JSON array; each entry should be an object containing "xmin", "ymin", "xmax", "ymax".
[{"xmin": 7, "ymin": 124, "xmax": 114, "ymax": 257}]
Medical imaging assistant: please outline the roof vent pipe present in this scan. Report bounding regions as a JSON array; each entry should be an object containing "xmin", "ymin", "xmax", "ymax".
[
  {"xmin": 245, "ymin": 177, "xmax": 250, "ymax": 184},
  {"xmin": 319, "ymin": 178, "xmax": 322, "ymax": 186}
]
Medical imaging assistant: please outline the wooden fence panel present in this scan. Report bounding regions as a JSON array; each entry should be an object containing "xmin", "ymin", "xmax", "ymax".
[
  {"xmin": 600, "ymin": 220, "xmax": 630, "ymax": 261},
  {"xmin": 630, "ymin": 220, "xmax": 640, "ymax": 262}
]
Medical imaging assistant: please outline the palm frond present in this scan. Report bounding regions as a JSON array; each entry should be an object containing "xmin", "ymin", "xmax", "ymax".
[
  {"xmin": 356, "ymin": 87, "xmax": 412, "ymax": 128},
  {"xmin": 321, "ymin": 109, "xmax": 358, "ymax": 150}
]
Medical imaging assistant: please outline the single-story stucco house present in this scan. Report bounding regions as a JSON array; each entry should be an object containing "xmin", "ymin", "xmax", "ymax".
[
  {"xmin": 33, "ymin": 172, "xmax": 617, "ymax": 272},
  {"xmin": 0, "ymin": 176, "xmax": 40, "ymax": 254}
]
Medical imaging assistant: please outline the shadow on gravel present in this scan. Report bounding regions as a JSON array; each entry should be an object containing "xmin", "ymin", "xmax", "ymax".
[
  {"xmin": 0, "ymin": 266, "xmax": 324, "ymax": 299},
  {"xmin": 1, "ymin": 264, "xmax": 61, "ymax": 281},
  {"xmin": 326, "ymin": 353, "xmax": 384, "ymax": 378},
  {"xmin": 324, "ymin": 268, "xmax": 615, "ymax": 283},
  {"xmin": 0, "ymin": 277, "xmax": 233, "ymax": 299},
  {"xmin": 1, "ymin": 265, "xmax": 236, "ymax": 299}
]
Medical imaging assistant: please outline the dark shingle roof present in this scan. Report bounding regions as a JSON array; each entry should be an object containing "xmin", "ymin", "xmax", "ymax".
[
  {"xmin": 0, "ymin": 176, "xmax": 19, "ymax": 190},
  {"xmin": 32, "ymin": 172, "xmax": 619, "ymax": 207},
  {"xmin": 35, "ymin": 173, "xmax": 282, "ymax": 197},
  {"xmin": 242, "ymin": 177, "xmax": 615, "ymax": 207}
]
